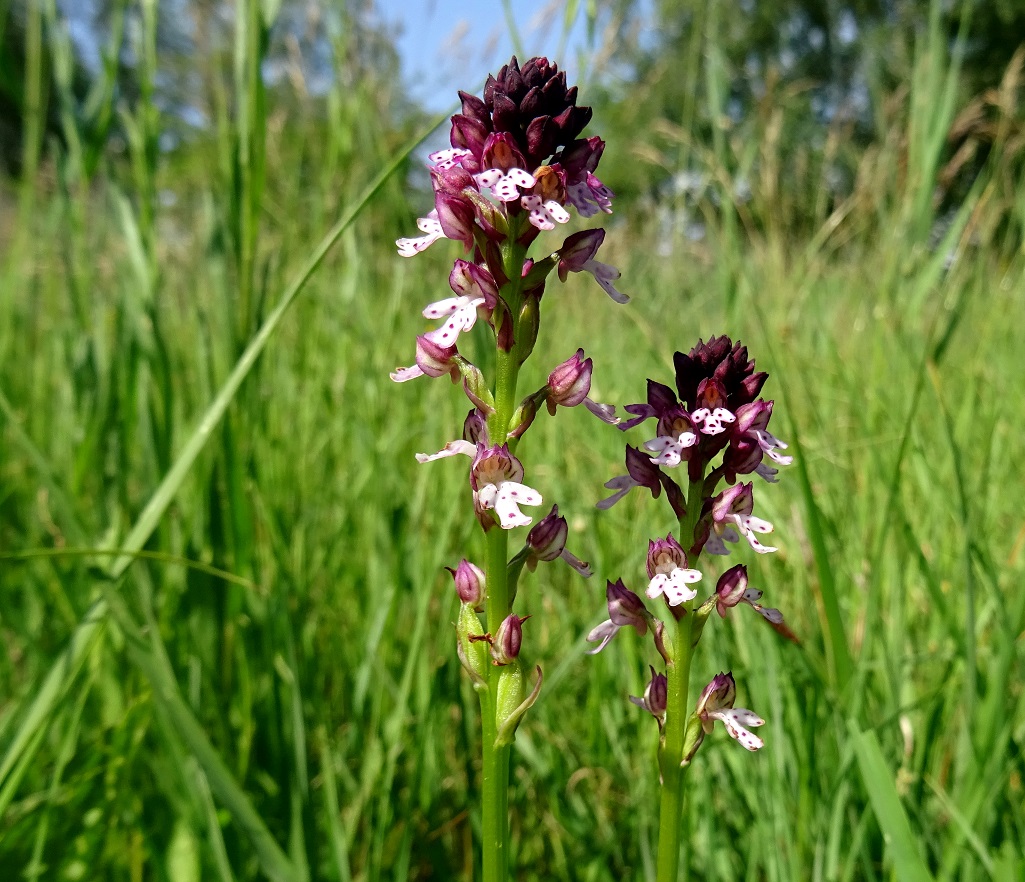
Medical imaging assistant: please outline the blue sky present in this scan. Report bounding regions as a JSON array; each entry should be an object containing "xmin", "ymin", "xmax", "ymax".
[{"xmin": 374, "ymin": 0, "xmax": 592, "ymax": 111}]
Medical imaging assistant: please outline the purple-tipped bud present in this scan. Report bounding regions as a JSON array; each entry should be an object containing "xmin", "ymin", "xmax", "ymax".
[
  {"xmin": 606, "ymin": 579, "xmax": 647, "ymax": 629},
  {"xmin": 629, "ymin": 665, "xmax": 668, "ymax": 722},
  {"xmin": 695, "ymin": 671, "xmax": 738, "ymax": 721},
  {"xmin": 586, "ymin": 579, "xmax": 649, "ymax": 654},
  {"xmin": 546, "ymin": 349, "xmax": 592, "ymax": 415},
  {"xmin": 715, "ymin": 564, "xmax": 749, "ymax": 617},
  {"xmin": 449, "ymin": 559, "xmax": 486, "ymax": 608},
  {"xmin": 525, "ymin": 505, "xmax": 593, "ymax": 576},
  {"xmin": 492, "ymin": 614, "xmax": 527, "ymax": 665},
  {"xmin": 556, "ymin": 228, "xmax": 604, "ymax": 281},
  {"xmin": 526, "ymin": 505, "xmax": 568, "ymax": 564}
]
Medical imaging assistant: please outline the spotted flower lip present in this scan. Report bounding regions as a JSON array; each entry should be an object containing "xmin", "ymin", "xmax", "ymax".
[
  {"xmin": 470, "ymin": 444, "xmax": 543, "ymax": 530},
  {"xmin": 705, "ymin": 482, "xmax": 777, "ymax": 555},
  {"xmin": 414, "ymin": 441, "xmax": 543, "ymax": 530},
  {"xmin": 694, "ymin": 672, "xmax": 765, "ymax": 751}
]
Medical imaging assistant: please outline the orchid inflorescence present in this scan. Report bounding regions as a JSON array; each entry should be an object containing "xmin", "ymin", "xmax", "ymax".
[
  {"xmin": 389, "ymin": 56, "xmax": 626, "ymax": 879},
  {"xmin": 587, "ymin": 336, "xmax": 795, "ymax": 767}
]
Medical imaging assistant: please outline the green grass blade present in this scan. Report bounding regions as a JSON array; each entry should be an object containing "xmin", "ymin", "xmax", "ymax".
[{"xmin": 850, "ymin": 722, "xmax": 935, "ymax": 882}]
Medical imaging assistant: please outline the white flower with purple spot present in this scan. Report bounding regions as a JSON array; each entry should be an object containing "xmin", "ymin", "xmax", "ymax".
[
  {"xmin": 474, "ymin": 167, "xmax": 536, "ymax": 203},
  {"xmin": 521, "ymin": 194, "xmax": 570, "ymax": 230},
  {"xmin": 643, "ymin": 430, "xmax": 698, "ymax": 467},
  {"xmin": 396, "ymin": 210, "xmax": 446, "ymax": 257},
  {"xmin": 423, "ymin": 293, "xmax": 485, "ymax": 347},
  {"xmin": 692, "ymin": 406, "xmax": 736, "ymax": 435}
]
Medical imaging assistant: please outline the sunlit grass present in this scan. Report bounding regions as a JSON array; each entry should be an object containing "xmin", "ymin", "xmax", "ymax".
[{"xmin": 1, "ymin": 1, "xmax": 1024, "ymax": 879}]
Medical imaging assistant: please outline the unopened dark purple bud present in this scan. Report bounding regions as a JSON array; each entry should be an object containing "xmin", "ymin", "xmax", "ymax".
[
  {"xmin": 557, "ymin": 228, "xmax": 604, "ymax": 281},
  {"xmin": 645, "ymin": 667, "xmax": 668, "ymax": 717},
  {"xmin": 450, "ymin": 559, "xmax": 486, "ymax": 607},
  {"xmin": 433, "ymin": 192, "xmax": 475, "ymax": 250},
  {"xmin": 546, "ymin": 349, "xmax": 592, "ymax": 414},
  {"xmin": 526, "ymin": 505, "xmax": 568, "ymax": 563},
  {"xmin": 492, "ymin": 614, "xmax": 526, "ymax": 665},
  {"xmin": 606, "ymin": 579, "xmax": 648, "ymax": 633},
  {"xmin": 624, "ymin": 445, "xmax": 663, "ymax": 496},
  {"xmin": 715, "ymin": 564, "xmax": 749, "ymax": 617}
]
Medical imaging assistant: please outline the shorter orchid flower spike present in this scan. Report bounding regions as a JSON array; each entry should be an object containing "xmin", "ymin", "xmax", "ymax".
[
  {"xmin": 629, "ymin": 666, "xmax": 668, "ymax": 725},
  {"xmin": 525, "ymin": 505, "xmax": 592, "ymax": 577},
  {"xmin": 586, "ymin": 579, "xmax": 649, "ymax": 654},
  {"xmin": 694, "ymin": 672, "xmax": 765, "ymax": 752},
  {"xmin": 646, "ymin": 534, "xmax": 703, "ymax": 607}
]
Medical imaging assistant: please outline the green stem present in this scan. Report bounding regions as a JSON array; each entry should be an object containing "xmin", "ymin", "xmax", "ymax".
[
  {"xmin": 655, "ymin": 467, "xmax": 707, "ymax": 881},
  {"xmin": 656, "ymin": 612, "xmax": 694, "ymax": 882}
]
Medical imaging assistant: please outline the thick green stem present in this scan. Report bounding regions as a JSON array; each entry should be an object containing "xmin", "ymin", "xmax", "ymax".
[
  {"xmin": 655, "ymin": 466, "xmax": 707, "ymax": 880},
  {"xmin": 478, "ymin": 225, "xmax": 530, "ymax": 882},
  {"xmin": 656, "ymin": 612, "xmax": 694, "ymax": 882}
]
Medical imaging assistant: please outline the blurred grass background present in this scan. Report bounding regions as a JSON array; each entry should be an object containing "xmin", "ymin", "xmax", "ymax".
[{"xmin": 0, "ymin": 0, "xmax": 1023, "ymax": 879}]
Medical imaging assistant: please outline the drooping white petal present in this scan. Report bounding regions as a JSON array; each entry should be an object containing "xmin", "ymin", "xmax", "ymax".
[
  {"xmin": 415, "ymin": 440, "xmax": 476, "ymax": 463},
  {"xmin": 428, "ymin": 147, "xmax": 472, "ymax": 169},
  {"xmin": 390, "ymin": 364, "xmax": 425, "ymax": 382},
  {"xmin": 712, "ymin": 708, "xmax": 765, "ymax": 751},
  {"xmin": 397, "ymin": 214, "xmax": 446, "ymax": 257}
]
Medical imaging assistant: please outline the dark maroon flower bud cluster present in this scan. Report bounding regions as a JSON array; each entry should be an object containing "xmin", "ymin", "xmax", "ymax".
[
  {"xmin": 393, "ymin": 56, "xmax": 625, "ymax": 395},
  {"xmin": 598, "ymin": 335, "xmax": 792, "ymax": 558}
]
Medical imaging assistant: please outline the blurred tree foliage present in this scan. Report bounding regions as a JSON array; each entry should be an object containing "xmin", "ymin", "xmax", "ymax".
[
  {"xmin": 0, "ymin": 0, "xmax": 407, "ymax": 177},
  {"xmin": 589, "ymin": 0, "xmax": 1025, "ymax": 239}
]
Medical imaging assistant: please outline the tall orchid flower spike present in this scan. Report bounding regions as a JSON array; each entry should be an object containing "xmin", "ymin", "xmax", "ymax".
[{"xmin": 390, "ymin": 54, "xmax": 626, "ymax": 881}]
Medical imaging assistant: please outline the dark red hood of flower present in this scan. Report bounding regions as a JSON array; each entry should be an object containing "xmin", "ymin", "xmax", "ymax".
[{"xmin": 673, "ymin": 336, "xmax": 768, "ymax": 411}]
